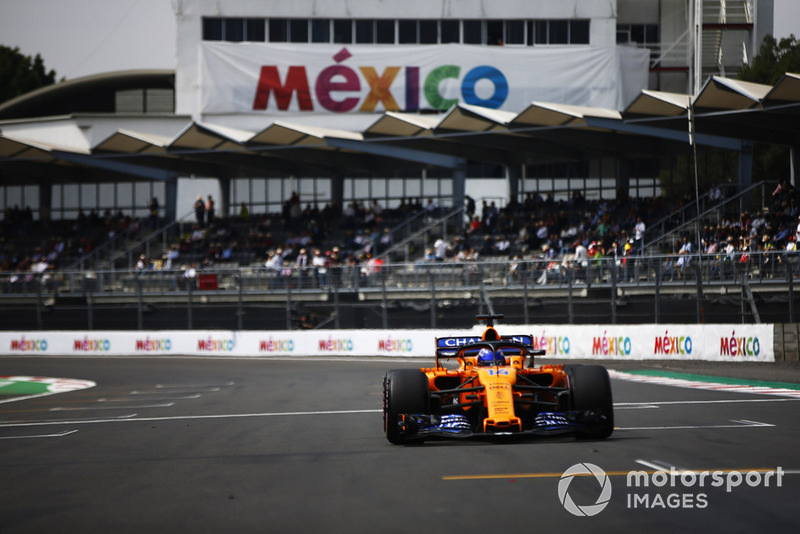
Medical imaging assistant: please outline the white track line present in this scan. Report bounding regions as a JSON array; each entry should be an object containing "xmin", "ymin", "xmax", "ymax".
[
  {"xmin": 0, "ymin": 408, "xmax": 381, "ymax": 429},
  {"xmin": 0, "ymin": 429, "xmax": 78, "ymax": 440},
  {"xmin": 617, "ymin": 419, "xmax": 775, "ymax": 431}
]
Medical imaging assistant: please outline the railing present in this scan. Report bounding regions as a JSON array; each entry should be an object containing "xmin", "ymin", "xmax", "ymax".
[
  {"xmin": 5, "ymin": 250, "xmax": 798, "ymax": 299},
  {"xmin": 3, "ymin": 250, "xmax": 796, "ymax": 330},
  {"xmin": 643, "ymin": 181, "xmax": 768, "ymax": 253}
]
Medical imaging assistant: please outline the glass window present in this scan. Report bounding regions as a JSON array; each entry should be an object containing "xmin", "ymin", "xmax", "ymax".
[
  {"xmin": 534, "ymin": 20, "xmax": 548, "ymax": 44},
  {"xmin": 225, "ymin": 18, "xmax": 245, "ymax": 42},
  {"xmin": 645, "ymin": 24, "xmax": 659, "ymax": 44},
  {"xmin": 311, "ymin": 19, "xmax": 330, "ymax": 42},
  {"xmin": 398, "ymin": 20, "xmax": 417, "ymax": 43},
  {"xmin": 487, "ymin": 20, "xmax": 503, "ymax": 45},
  {"xmin": 550, "ymin": 20, "xmax": 568, "ymax": 44},
  {"xmin": 116, "ymin": 183, "xmax": 133, "ymax": 213},
  {"xmin": 202, "ymin": 18, "xmax": 223, "ymax": 41},
  {"xmin": 463, "ymin": 20, "xmax": 482, "ymax": 44},
  {"xmin": 269, "ymin": 19, "xmax": 288, "ymax": 42},
  {"xmin": 419, "ymin": 20, "xmax": 437, "ymax": 44},
  {"xmin": 246, "ymin": 19, "xmax": 265, "ymax": 41},
  {"xmin": 441, "ymin": 20, "xmax": 459, "ymax": 43},
  {"xmin": 290, "ymin": 19, "xmax": 308, "ymax": 42},
  {"xmin": 376, "ymin": 20, "xmax": 395, "ymax": 44},
  {"xmin": 630, "ymin": 25, "xmax": 644, "ymax": 44},
  {"xmin": 356, "ymin": 19, "xmax": 374, "ymax": 43},
  {"xmin": 506, "ymin": 20, "xmax": 524, "ymax": 45},
  {"xmin": 570, "ymin": 20, "xmax": 590, "ymax": 44},
  {"xmin": 334, "ymin": 19, "xmax": 352, "ymax": 43}
]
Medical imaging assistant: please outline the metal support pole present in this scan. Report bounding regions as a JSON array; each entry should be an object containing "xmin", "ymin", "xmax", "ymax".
[
  {"xmin": 237, "ymin": 275, "xmax": 243, "ymax": 331},
  {"xmin": 381, "ymin": 269, "xmax": 388, "ymax": 330},
  {"xmin": 36, "ymin": 276, "xmax": 43, "ymax": 330},
  {"xmin": 567, "ymin": 269, "xmax": 574, "ymax": 325},
  {"xmin": 187, "ymin": 278, "xmax": 193, "ymax": 329},
  {"xmin": 429, "ymin": 270, "xmax": 437, "ymax": 329},
  {"xmin": 137, "ymin": 277, "xmax": 143, "ymax": 330},
  {"xmin": 87, "ymin": 292, "xmax": 93, "ymax": 330},
  {"xmin": 655, "ymin": 262, "xmax": 661, "ymax": 324},
  {"xmin": 334, "ymin": 284, "xmax": 340, "ymax": 329},
  {"xmin": 610, "ymin": 264, "xmax": 617, "ymax": 324},
  {"xmin": 522, "ymin": 265, "xmax": 529, "ymax": 325},
  {"xmin": 789, "ymin": 267, "xmax": 795, "ymax": 324},
  {"xmin": 695, "ymin": 265, "xmax": 704, "ymax": 324},
  {"xmin": 285, "ymin": 275, "xmax": 293, "ymax": 330}
]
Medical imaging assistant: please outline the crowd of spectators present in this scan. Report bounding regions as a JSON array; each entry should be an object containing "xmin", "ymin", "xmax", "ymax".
[{"xmin": 3, "ymin": 180, "xmax": 800, "ymax": 290}]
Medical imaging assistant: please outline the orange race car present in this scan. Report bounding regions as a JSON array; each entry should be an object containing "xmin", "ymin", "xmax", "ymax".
[{"xmin": 382, "ymin": 314, "xmax": 614, "ymax": 444}]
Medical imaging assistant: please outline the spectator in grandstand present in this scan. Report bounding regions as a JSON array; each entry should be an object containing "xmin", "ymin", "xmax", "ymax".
[
  {"xmin": 468, "ymin": 215, "xmax": 482, "ymax": 234},
  {"xmin": 311, "ymin": 248, "xmax": 328, "ymax": 287},
  {"xmin": 675, "ymin": 235, "xmax": 694, "ymax": 278},
  {"xmin": 239, "ymin": 202, "xmax": 250, "ymax": 221},
  {"xmin": 194, "ymin": 195, "xmax": 206, "ymax": 227},
  {"xmin": 377, "ymin": 227, "xmax": 393, "ymax": 254},
  {"xmin": 572, "ymin": 239, "xmax": 589, "ymax": 282},
  {"xmin": 135, "ymin": 254, "xmax": 149, "ymax": 271},
  {"xmin": 434, "ymin": 237, "xmax": 449, "ymax": 261},
  {"xmin": 148, "ymin": 197, "xmax": 160, "ymax": 228},
  {"xmin": 465, "ymin": 195, "xmax": 476, "ymax": 223},
  {"xmin": 206, "ymin": 195, "xmax": 216, "ymax": 224},
  {"xmin": 422, "ymin": 248, "xmax": 437, "ymax": 262},
  {"xmin": 634, "ymin": 216, "xmax": 645, "ymax": 254}
]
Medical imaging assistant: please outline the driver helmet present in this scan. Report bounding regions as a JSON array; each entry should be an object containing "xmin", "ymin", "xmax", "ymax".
[{"xmin": 477, "ymin": 348, "xmax": 505, "ymax": 366}]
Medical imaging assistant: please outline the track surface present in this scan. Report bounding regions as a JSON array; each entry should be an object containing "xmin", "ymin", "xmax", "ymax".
[{"xmin": 1, "ymin": 356, "xmax": 798, "ymax": 533}]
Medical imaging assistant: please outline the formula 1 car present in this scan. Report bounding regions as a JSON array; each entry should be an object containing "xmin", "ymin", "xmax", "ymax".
[{"xmin": 382, "ymin": 315, "xmax": 613, "ymax": 444}]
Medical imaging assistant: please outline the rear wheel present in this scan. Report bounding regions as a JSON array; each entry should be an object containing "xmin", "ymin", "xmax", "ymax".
[
  {"xmin": 383, "ymin": 369, "xmax": 429, "ymax": 444},
  {"xmin": 566, "ymin": 365, "xmax": 614, "ymax": 439}
]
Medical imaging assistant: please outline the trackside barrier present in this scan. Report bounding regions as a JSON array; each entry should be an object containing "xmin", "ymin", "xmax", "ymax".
[{"xmin": 0, "ymin": 324, "xmax": 774, "ymax": 362}]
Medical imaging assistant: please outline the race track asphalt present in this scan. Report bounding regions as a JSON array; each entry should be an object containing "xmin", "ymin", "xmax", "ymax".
[{"xmin": 1, "ymin": 356, "xmax": 798, "ymax": 533}]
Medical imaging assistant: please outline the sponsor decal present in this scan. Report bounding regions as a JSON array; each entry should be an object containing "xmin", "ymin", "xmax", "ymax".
[
  {"xmin": 73, "ymin": 337, "xmax": 111, "ymax": 352},
  {"xmin": 654, "ymin": 330, "xmax": 692, "ymax": 356},
  {"xmin": 259, "ymin": 337, "xmax": 295, "ymax": 352},
  {"xmin": 377, "ymin": 337, "xmax": 413, "ymax": 353},
  {"xmin": 9, "ymin": 337, "xmax": 48, "ymax": 352},
  {"xmin": 318, "ymin": 337, "xmax": 354, "ymax": 352},
  {"xmin": 719, "ymin": 330, "xmax": 761, "ymax": 358},
  {"xmin": 135, "ymin": 337, "xmax": 172, "ymax": 352},
  {"xmin": 252, "ymin": 48, "xmax": 508, "ymax": 113},
  {"xmin": 197, "ymin": 337, "xmax": 236, "ymax": 352},
  {"xmin": 592, "ymin": 331, "xmax": 632, "ymax": 357},
  {"xmin": 533, "ymin": 333, "xmax": 570, "ymax": 356}
]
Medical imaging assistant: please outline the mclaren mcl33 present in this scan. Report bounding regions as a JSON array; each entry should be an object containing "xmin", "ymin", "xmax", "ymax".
[{"xmin": 383, "ymin": 315, "xmax": 614, "ymax": 444}]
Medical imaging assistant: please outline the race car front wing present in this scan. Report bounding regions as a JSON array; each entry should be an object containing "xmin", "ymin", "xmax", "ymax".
[{"xmin": 397, "ymin": 410, "xmax": 609, "ymax": 439}]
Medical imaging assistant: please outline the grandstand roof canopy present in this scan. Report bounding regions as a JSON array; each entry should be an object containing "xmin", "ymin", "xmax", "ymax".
[{"xmin": 0, "ymin": 70, "xmax": 799, "ymax": 187}]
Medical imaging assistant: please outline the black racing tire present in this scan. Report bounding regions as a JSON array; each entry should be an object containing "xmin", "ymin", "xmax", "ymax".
[
  {"xmin": 566, "ymin": 365, "xmax": 614, "ymax": 439},
  {"xmin": 383, "ymin": 369, "xmax": 429, "ymax": 444}
]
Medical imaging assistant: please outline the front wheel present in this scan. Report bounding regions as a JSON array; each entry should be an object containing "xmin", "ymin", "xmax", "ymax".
[
  {"xmin": 383, "ymin": 369, "xmax": 429, "ymax": 444},
  {"xmin": 566, "ymin": 365, "xmax": 614, "ymax": 439}
]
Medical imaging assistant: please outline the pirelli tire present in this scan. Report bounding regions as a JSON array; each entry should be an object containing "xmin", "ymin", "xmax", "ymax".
[
  {"xmin": 383, "ymin": 369, "xmax": 430, "ymax": 445},
  {"xmin": 566, "ymin": 365, "xmax": 614, "ymax": 439}
]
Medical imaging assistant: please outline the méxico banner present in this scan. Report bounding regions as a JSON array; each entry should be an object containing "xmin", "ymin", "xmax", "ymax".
[
  {"xmin": 199, "ymin": 43, "xmax": 649, "ymax": 116},
  {"xmin": 0, "ymin": 324, "xmax": 774, "ymax": 361}
]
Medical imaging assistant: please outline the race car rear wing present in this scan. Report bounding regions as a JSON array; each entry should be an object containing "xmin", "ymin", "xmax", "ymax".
[{"xmin": 435, "ymin": 334, "xmax": 546, "ymax": 360}]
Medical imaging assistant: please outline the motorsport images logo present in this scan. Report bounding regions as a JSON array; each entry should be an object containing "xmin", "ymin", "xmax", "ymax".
[
  {"xmin": 558, "ymin": 463, "xmax": 786, "ymax": 516},
  {"xmin": 558, "ymin": 463, "xmax": 612, "ymax": 517}
]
